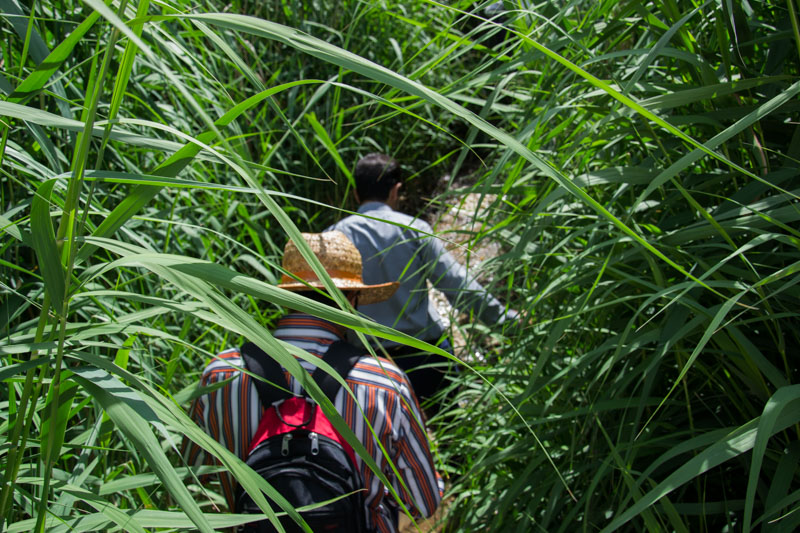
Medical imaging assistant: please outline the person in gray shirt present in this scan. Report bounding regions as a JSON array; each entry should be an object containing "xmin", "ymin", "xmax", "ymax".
[{"xmin": 327, "ymin": 153, "xmax": 517, "ymax": 405}]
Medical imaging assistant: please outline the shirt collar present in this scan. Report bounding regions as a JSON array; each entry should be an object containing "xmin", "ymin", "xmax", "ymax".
[
  {"xmin": 358, "ymin": 201, "xmax": 393, "ymax": 214},
  {"xmin": 274, "ymin": 313, "xmax": 347, "ymax": 343}
]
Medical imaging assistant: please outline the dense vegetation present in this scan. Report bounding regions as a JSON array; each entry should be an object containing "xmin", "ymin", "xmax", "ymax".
[{"xmin": 1, "ymin": 0, "xmax": 799, "ymax": 531}]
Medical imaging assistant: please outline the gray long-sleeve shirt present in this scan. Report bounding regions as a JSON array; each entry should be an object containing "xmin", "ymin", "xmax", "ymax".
[{"xmin": 328, "ymin": 201, "xmax": 513, "ymax": 344}]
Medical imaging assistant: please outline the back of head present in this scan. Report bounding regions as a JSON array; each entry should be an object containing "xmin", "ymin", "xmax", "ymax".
[{"xmin": 354, "ymin": 153, "xmax": 400, "ymax": 203}]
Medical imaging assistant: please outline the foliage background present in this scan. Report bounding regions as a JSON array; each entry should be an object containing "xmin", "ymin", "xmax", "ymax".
[{"xmin": 1, "ymin": 0, "xmax": 799, "ymax": 531}]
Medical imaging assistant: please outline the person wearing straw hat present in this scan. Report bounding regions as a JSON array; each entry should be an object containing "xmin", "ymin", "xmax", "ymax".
[
  {"xmin": 184, "ymin": 231, "xmax": 442, "ymax": 533},
  {"xmin": 328, "ymin": 153, "xmax": 518, "ymax": 404}
]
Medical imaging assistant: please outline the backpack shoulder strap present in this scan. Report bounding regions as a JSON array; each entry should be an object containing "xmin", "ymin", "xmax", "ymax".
[
  {"xmin": 240, "ymin": 341, "xmax": 291, "ymax": 410},
  {"xmin": 312, "ymin": 341, "xmax": 363, "ymax": 404}
]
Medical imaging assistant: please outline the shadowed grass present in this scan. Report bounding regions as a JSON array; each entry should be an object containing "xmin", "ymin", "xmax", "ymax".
[{"xmin": 1, "ymin": 0, "xmax": 799, "ymax": 532}]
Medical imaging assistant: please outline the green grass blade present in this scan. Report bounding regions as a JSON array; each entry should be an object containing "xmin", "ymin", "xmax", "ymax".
[
  {"xmin": 165, "ymin": 12, "xmax": 725, "ymax": 297},
  {"xmin": 30, "ymin": 179, "xmax": 65, "ymax": 312},
  {"xmin": 602, "ymin": 391, "xmax": 800, "ymax": 532},
  {"xmin": 744, "ymin": 385, "xmax": 800, "ymax": 532},
  {"xmin": 305, "ymin": 111, "xmax": 352, "ymax": 183},
  {"xmin": 7, "ymin": 10, "xmax": 103, "ymax": 104},
  {"xmin": 77, "ymin": 80, "xmax": 322, "ymax": 263},
  {"xmin": 69, "ymin": 367, "xmax": 215, "ymax": 533}
]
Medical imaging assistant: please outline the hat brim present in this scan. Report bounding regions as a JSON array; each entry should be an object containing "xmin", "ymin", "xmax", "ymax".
[{"xmin": 277, "ymin": 277, "xmax": 399, "ymax": 306}]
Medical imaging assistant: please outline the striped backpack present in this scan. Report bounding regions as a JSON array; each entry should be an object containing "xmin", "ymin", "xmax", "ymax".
[{"xmin": 235, "ymin": 340, "xmax": 367, "ymax": 533}]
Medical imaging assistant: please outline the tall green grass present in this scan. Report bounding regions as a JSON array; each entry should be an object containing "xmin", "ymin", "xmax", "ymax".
[
  {"xmin": 433, "ymin": 1, "xmax": 800, "ymax": 531},
  {"xmin": 1, "ymin": 0, "xmax": 798, "ymax": 531}
]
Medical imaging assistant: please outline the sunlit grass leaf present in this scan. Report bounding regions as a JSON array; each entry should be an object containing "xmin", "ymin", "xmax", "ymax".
[
  {"xmin": 305, "ymin": 111, "xmax": 352, "ymax": 184},
  {"xmin": 77, "ymin": 80, "xmax": 323, "ymax": 263},
  {"xmin": 30, "ymin": 179, "xmax": 65, "ymax": 311},
  {"xmin": 0, "ymin": 101, "xmax": 183, "ymax": 152},
  {"xmin": 97, "ymin": 465, "xmax": 227, "ymax": 495},
  {"xmin": 84, "ymin": 236, "xmax": 445, "ymax": 353},
  {"xmin": 0, "ymin": 213, "xmax": 29, "ymax": 245},
  {"xmin": 8, "ymin": 10, "xmax": 102, "ymax": 104},
  {"xmin": 3, "ymin": 1, "xmax": 799, "ymax": 530},
  {"xmin": 5, "ymin": 509, "xmax": 261, "ymax": 533},
  {"xmin": 69, "ymin": 367, "xmax": 216, "ymax": 533}
]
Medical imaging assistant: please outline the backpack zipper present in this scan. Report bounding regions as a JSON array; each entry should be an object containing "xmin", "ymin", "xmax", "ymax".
[{"xmin": 281, "ymin": 433, "xmax": 292, "ymax": 456}]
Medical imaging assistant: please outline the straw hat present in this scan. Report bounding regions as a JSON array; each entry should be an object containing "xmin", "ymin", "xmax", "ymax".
[{"xmin": 278, "ymin": 231, "xmax": 399, "ymax": 305}]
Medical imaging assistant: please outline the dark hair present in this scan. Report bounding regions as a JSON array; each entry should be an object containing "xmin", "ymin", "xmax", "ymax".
[{"xmin": 354, "ymin": 153, "xmax": 401, "ymax": 202}]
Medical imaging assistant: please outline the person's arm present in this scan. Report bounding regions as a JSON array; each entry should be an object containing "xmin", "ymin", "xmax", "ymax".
[
  {"xmin": 417, "ymin": 220, "xmax": 514, "ymax": 325},
  {"xmin": 391, "ymin": 378, "xmax": 443, "ymax": 518}
]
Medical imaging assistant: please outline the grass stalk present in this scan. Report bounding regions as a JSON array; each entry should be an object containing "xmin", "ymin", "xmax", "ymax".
[
  {"xmin": 1, "ymin": 1, "xmax": 798, "ymax": 530},
  {"xmin": 34, "ymin": 5, "xmax": 122, "ymax": 529}
]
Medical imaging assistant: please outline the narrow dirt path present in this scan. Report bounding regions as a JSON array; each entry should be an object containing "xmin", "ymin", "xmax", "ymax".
[
  {"xmin": 429, "ymin": 191, "xmax": 503, "ymax": 363},
  {"xmin": 397, "ymin": 192, "xmax": 504, "ymax": 533}
]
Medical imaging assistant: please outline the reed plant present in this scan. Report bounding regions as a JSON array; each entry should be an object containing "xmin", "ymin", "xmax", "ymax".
[{"xmin": 1, "ymin": 0, "xmax": 798, "ymax": 531}]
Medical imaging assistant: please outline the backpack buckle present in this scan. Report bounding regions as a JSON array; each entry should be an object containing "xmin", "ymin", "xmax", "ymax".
[{"xmin": 273, "ymin": 398, "xmax": 315, "ymax": 428}]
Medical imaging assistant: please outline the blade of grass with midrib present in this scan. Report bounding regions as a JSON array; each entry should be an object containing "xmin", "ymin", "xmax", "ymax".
[
  {"xmin": 69, "ymin": 367, "xmax": 217, "ymax": 533},
  {"xmin": 164, "ymin": 12, "xmax": 727, "ymax": 300},
  {"xmin": 602, "ymin": 389, "xmax": 800, "ymax": 532},
  {"xmin": 76, "ymin": 80, "xmax": 323, "ymax": 264}
]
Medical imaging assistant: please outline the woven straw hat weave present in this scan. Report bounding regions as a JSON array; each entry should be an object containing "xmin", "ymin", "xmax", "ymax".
[{"xmin": 278, "ymin": 231, "xmax": 399, "ymax": 305}]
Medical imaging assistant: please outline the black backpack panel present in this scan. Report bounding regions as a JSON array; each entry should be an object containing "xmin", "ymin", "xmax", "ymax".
[{"xmin": 235, "ymin": 341, "xmax": 367, "ymax": 533}]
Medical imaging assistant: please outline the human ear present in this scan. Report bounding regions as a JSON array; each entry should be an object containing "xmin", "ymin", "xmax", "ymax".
[{"xmin": 388, "ymin": 182, "xmax": 402, "ymax": 208}]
